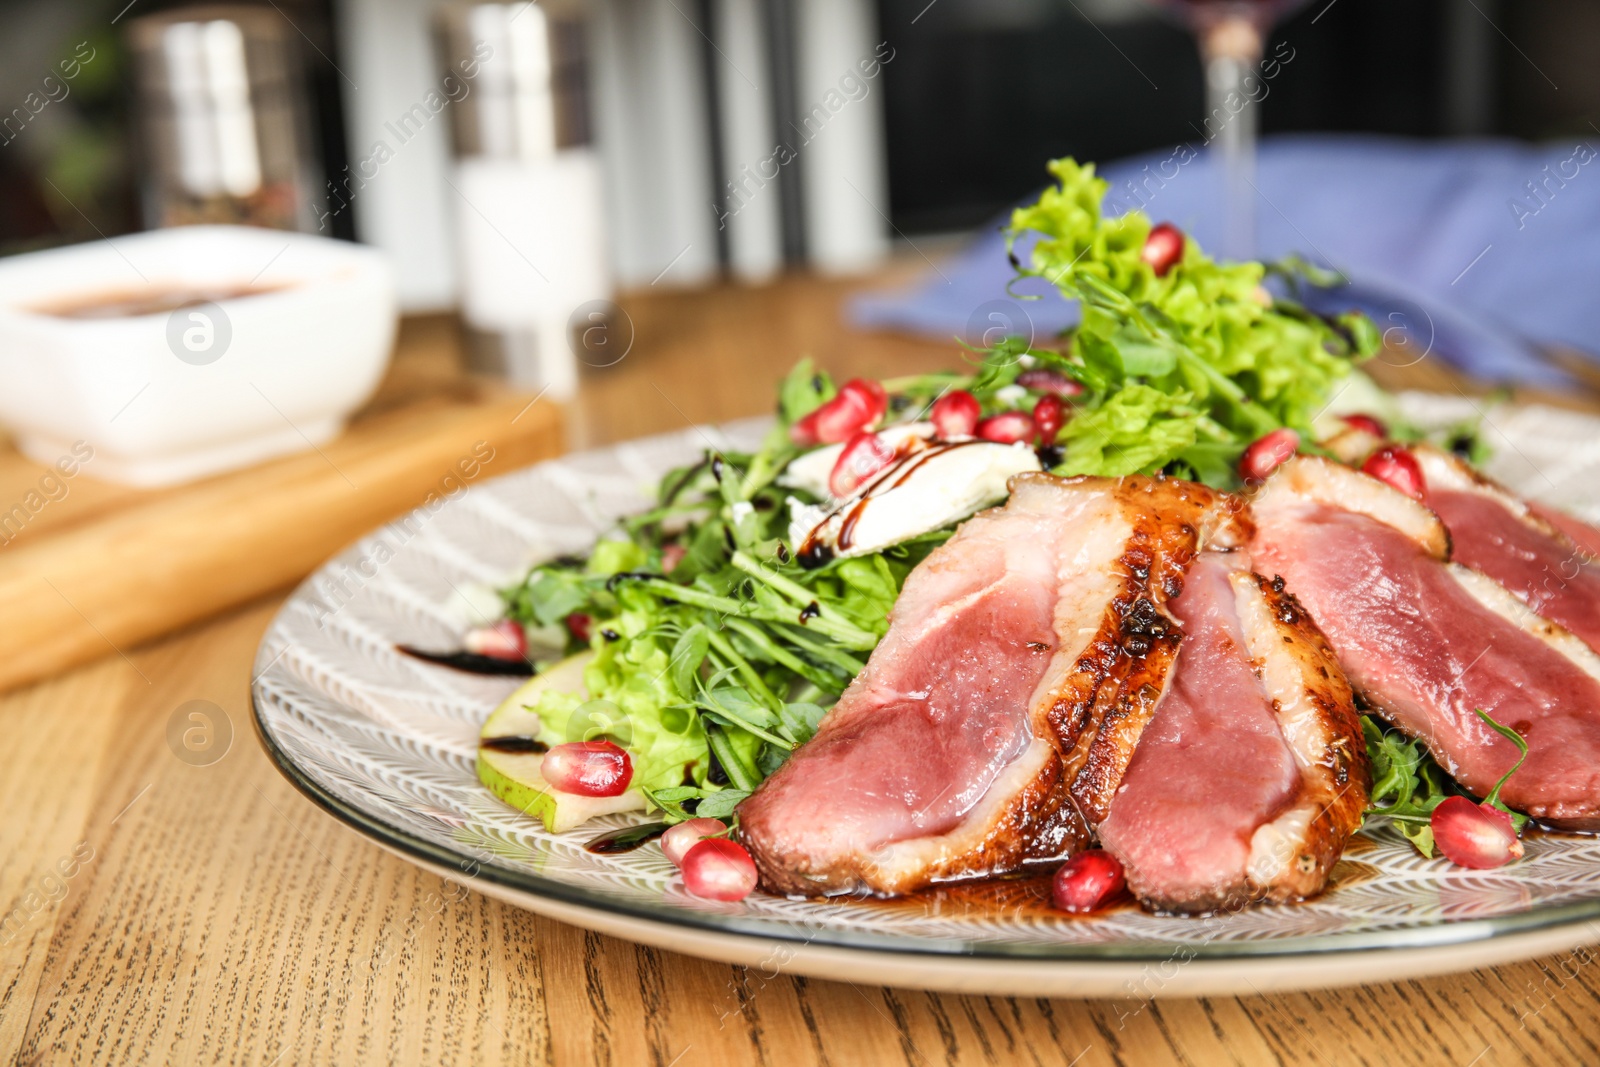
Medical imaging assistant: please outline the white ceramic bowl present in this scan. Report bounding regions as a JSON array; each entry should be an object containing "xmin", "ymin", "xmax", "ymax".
[{"xmin": 0, "ymin": 225, "xmax": 397, "ymax": 486}]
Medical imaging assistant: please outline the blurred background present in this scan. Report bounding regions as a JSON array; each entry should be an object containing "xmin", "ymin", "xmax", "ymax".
[
  {"xmin": 4, "ymin": 0, "xmax": 1600, "ymax": 691},
  {"xmin": 2, "ymin": 0, "xmax": 1593, "ymax": 291}
]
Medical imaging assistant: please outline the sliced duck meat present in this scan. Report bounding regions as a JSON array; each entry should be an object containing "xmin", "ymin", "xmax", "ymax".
[
  {"xmin": 1317, "ymin": 425, "xmax": 1383, "ymax": 466},
  {"xmin": 1048, "ymin": 476, "xmax": 1249, "ymax": 822},
  {"xmin": 1409, "ymin": 445, "xmax": 1600, "ymax": 653},
  {"xmin": 1252, "ymin": 456, "xmax": 1600, "ymax": 829},
  {"xmin": 1315, "ymin": 433, "xmax": 1600, "ymax": 652},
  {"xmin": 1094, "ymin": 552, "xmax": 1366, "ymax": 913},
  {"xmin": 1530, "ymin": 502, "xmax": 1600, "ymax": 563},
  {"xmin": 739, "ymin": 473, "xmax": 1238, "ymax": 897}
]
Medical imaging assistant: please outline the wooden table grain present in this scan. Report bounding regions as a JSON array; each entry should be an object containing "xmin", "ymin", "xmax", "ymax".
[{"xmin": 4, "ymin": 271, "xmax": 1600, "ymax": 1067}]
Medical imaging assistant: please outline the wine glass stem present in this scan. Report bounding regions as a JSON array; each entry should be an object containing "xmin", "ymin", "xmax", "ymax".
[{"xmin": 1200, "ymin": 16, "xmax": 1265, "ymax": 261}]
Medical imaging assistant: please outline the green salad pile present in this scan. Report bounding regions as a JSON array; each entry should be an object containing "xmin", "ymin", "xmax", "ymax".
[
  {"xmin": 487, "ymin": 156, "xmax": 1487, "ymax": 845},
  {"xmin": 1000, "ymin": 158, "xmax": 1378, "ymax": 481},
  {"xmin": 497, "ymin": 387, "xmax": 950, "ymax": 819}
]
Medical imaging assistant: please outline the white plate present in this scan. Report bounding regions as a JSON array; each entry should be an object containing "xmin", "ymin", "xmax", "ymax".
[{"xmin": 251, "ymin": 397, "xmax": 1600, "ymax": 997}]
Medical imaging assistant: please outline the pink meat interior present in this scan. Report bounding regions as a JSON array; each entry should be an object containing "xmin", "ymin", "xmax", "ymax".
[
  {"xmin": 739, "ymin": 493, "xmax": 1062, "ymax": 862},
  {"xmin": 1429, "ymin": 488, "xmax": 1600, "ymax": 652},
  {"xmin": 1098, "ymin": 553, "xmax": 1298, "ymax": 904},
  {"xmin": 1254, "ymin": 501, "xmax": 1600, "ymax": 818}
]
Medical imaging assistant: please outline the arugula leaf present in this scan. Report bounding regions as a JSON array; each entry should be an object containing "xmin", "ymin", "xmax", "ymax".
[
  {"xmin": 1363, "ymin": 716, "xmax": 1449, "ymax": 857},
  {"xmin": 644, "ymin": 785, "xmax": 752, "ymax": 824},
  {"xmin": 668, "ymin": 624, "xmax": 710, "ymax": 700},
  {"xmin": 1362, "ymin": 709, "xmax": 1530, "ymax": 856},
  {"xmin": 778, "ymin": 701, "xmax": 828, "ymax": 746},
  {"xmin": 777, "ymin": 357, "xmax": 835, "ymax": 424},
  {"xmin": 706, "ymin": 723, "xmax": 762, "ymax": 791},
  {"xmin": 1108, "ymin": 322, "xmax": 1178, "ymax": 378},
  {"xmin": 694, "ymin": 788, "xmax": 752, "ymax": 820},
  {"xmin": 1476, "ymin": 707, "xmax": 1530, "ymax": 830},
  {"xmin": 502, "ymin": 568, "xmax": 594, "ymax": 628}
]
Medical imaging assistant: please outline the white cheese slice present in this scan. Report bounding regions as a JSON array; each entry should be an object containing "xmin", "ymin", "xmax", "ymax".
[
  {"xmin": 788, "ymin": 441, "xmax": 1042, "ymax": 560},
  {"xmin": 779, "ymin": 422, "xmax": 935, "ymax": 500}
]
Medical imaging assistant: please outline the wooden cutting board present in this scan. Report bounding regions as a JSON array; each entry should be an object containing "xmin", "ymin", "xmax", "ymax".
[{"xmin": 0, "ymin": 316, "xmax": 564, "ymax": 693}]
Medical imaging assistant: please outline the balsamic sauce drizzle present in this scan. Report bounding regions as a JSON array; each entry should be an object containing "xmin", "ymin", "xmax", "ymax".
[
  {"xmin": 796, "ymin": 439, "xmax": 992, "ymax": 565},
  {"xmin": 584, "ymin": 822, "xmax": 669, "ymax": 854},
  {"xmin": 397, "ymin": 646, "xmax": 535, "ymax": 676},
  {"xmin": 479, "ymin": 735, "xmax": 548, "ymax": 753}
]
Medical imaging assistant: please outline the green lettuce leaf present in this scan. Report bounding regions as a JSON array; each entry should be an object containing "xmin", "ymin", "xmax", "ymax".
[
  {"xmin": 1003, "ymin": 157, "xmax": 1378, "ymax": 483},
  {"xmin": 1057, "ymin": 383, "xmax": 1207, "ymax": 477}
]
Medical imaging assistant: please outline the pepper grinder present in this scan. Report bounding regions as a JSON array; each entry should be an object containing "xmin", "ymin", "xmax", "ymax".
[
  {"xmin": 125, "ymin": 5, "xmax": 317, "ymax": 232},
  {"xmin": 436, "ymin": 1, "xmax": 609, "ymax": 399}
]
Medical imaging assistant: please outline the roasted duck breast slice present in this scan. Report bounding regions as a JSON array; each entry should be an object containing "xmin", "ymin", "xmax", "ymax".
[
  {"xmin": 739, "ymin": 475, "xmax": 1097, "ymax": 896},
  {"xmin": 1038, "ymin": 475, "xmax": 1248, "ymax": 819},
  {"xmin": 1410, "ymin": 445, "xmax": 1600, "ymax": 654},
  {"xmin": 739, "ymin": 473, "xmax": 1241, "ymax": 897},
  {"xmin": 1253, "ymin": 456, "xmax": 1600, "ymax": 830},
  {"xmin": 1094, "ymin": 552, "xmax": 1366, "ymax": 913},
  {"xmin": 1530, "ymin": 502, "xmax": 1600, "ymax": 564}
]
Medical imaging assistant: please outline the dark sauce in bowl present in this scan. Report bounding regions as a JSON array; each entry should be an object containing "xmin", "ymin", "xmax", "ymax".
[{"xmin": 28, "ymin": 283, "xmax": 293, "ymax": 320}]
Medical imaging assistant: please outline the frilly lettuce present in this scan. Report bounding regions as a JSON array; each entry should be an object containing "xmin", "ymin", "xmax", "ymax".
[{"xmin": 1004, "ymin": 158, "xmax": 1378, "ymax": 485}]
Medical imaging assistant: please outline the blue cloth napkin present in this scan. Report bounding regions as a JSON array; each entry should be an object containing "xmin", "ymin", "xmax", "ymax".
[{"xmin": 851, "ymin": 134, "xmax": 1600, "ymax": 387}]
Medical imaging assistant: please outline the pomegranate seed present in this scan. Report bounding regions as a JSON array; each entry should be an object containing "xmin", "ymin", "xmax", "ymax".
[
  {"xmin": 681, "ymin": 838, "xmax": 759, "ymax": 901},
  {"xmin": 463, "ymin": 619, "xmax": 527, "ymax": 661},
  {"xmin": 850, "ymin": 379, "xmax": 888, "ymax": 422},
  {"xmin": 1051, "ymin": 850, "xmax": 1126, "ymax": 914},
  {"xmin": 565, "ymin": 612, "xmax": 593, "ymax": 644},
  {"xmin": 1033, "ymin": 395, "xmax": 1066, "ymax": 445},
  {"xmin": 1142, "ymin": 222, "xmax": 1185, "ymax": 277},
  {"xmin": 1016, "ymin": 369, "xmax": 1084, "ymax": 398},
  {"xmin": 828, "ymin": 431, "xmax": 895, "ymax": 498},
  {"xmin": 1340, "ymin": 413, "xmax": 1388, "ymax": 438},
  {"xmin": 789, "ymin": 413, "xmax": 821, "ymax": 447},
  {"xmin": 660, "ymin": 544, "xmax": 687, "ymax": 573},
  {"xmin": 976, "ymin": 411, "xmax": 1034, "ymax": 444},
  {"xmin": 1362, "ymin": 445, "xmax": 1426, "ymax": 500},
  {"xmin": 789, "ymin": 379, "xmax": 887, "ymax": 446},
  {"xmin": 661, "ymin": 818, "xmax": 726, "ymax": 867},
  {"xmin": 1239, "ymin": 428, "xmax": 1300, "ymax": 482},
  {"xmin": 930, "ymin": 390, "xmax": 981, "ymax": 438},
  {"xmin": 541, "ymin": 740, "xmax": 633, "ymax": 797},
  {"xmin": 1431, "ymin": 795, "xmax": 1524, "ymax": 869}
]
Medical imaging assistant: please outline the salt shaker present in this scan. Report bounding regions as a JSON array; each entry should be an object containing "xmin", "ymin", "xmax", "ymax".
[{"xmin": 436, "ymin": 0, "xmax": 610, "ymax": 398}]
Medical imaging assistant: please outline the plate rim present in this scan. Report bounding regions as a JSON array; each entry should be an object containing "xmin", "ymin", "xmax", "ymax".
[
  {"xmin": 252, "ymin": 690, "xmax": 1600, "ymax": 965},
  {"xmin": 398, "ymin": 848, "xmax": 1600, "ymax": 997}
]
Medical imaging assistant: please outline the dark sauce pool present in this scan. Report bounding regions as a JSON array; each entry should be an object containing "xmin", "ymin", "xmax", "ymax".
[
  {"xmin": 859, "ymin": 872, "xmax": 1139, "ymax": 921},
  {"xmin": 586, "ymin": 822, "xmax": 669, "ymax": 854}
]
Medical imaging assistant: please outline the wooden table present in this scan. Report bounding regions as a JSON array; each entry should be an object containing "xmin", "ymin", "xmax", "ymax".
[{"xmin": 4, "ymin": 272, "xmax": 1600, "ymax": 1067}]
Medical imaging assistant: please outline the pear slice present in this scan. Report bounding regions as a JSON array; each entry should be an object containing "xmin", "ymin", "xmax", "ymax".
[
  {"xmin": 481, "ymin": 652, "xmax": 593, "ymax": 741},
  {"xmin": 477, "ymin": 750, "xmax": 646, "ymax": 833},
  {"xmin": 477, "ymin": 651, "xmax": 646, "ymax": 833}
]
